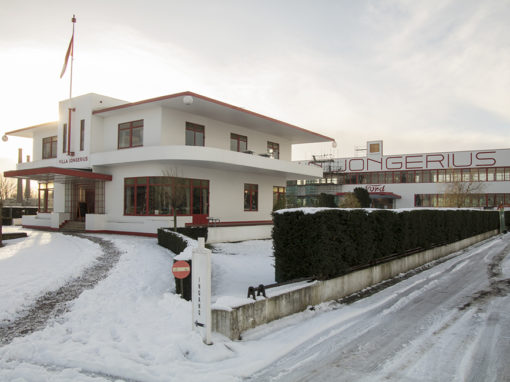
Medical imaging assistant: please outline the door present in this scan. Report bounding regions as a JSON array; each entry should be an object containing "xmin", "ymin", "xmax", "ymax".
[{"xmin": 191, "ymin": 180, "xmax": 209, "ymax": 225}]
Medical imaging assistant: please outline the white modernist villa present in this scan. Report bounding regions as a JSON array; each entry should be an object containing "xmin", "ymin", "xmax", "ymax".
[{"xmin": 4, "ymin": 92, "xmax": 333, "ymax": 242}]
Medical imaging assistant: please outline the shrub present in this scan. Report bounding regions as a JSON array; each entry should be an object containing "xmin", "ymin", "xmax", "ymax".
[
  {"xmin": 157, "ymin": 228, "xmax": 188, "ymax": 254},
  {"xmin": 353, "ymin": 187, "xmax": 371, "ymax": 208},
  {"xmin": 273, "ymin": 208, "xmax": 500, "ymax": 282}
]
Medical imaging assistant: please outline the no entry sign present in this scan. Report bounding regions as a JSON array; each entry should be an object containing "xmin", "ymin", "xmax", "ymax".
[{"xmin": 172, "ymin": 260, "xmax": 191, "ymax": 279}]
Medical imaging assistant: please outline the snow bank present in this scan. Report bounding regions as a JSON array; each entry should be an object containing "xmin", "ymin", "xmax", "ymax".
[{"xmin": 274, "ymin": 207, "xmax": 486, "ymax": 215}]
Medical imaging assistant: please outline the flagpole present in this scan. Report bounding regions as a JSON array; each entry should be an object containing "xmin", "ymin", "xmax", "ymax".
[{"xmin": 69, "ymin": 15, "xmax": 76, "ymax": 99}]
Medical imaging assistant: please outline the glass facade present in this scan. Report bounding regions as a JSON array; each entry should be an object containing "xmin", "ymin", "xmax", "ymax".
[
  {"xmin": 415, "ymin": 193, "xmax": 510, "ymax": 208},
  {"xmin": 124, "ymin": 176, "xmax": 208, "ymax": 216},
  {"xmin": 294, "ymin": 167, "xmax": 510, "ymax": 186}
]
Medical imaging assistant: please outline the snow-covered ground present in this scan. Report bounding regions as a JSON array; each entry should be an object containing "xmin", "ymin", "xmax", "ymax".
[
  {"xmin": 0, "ymin": 228, "xmax": 103, "ymax": 322},
  {"xmin": 0, "ymin": 226, "xmax": 509, "ymax": 381}
]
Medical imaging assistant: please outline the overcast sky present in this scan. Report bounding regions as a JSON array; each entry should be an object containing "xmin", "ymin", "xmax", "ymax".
[{"xmin": 1, "ymin": 0, "xmax": 509, "ymax": 171}]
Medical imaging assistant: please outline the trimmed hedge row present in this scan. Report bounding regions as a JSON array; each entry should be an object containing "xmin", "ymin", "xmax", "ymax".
[
  {"xmin": 157, "ymin": 228, "xmax": 188, "ymax": 254},
  {"xmin": 273, "ymin": 209, "xmax": 502, "ymax": 282},
  {"xmin": 157, "ymin": 227, "xmax": 208, "ymax": 254}
]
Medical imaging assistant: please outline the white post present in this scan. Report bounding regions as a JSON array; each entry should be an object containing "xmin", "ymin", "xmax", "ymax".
[{"xmin": 192, "ymin": 237, "xmax": 212, "ymax": 345}]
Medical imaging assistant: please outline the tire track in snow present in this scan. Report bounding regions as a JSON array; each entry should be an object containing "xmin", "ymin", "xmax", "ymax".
[
  {"xmin": 248, "ymin": 234, "xmax": 510, "ymax": 382},
  {"xmin": 0, "ymin": 233, "xmax": 123, "ymax": 346}
]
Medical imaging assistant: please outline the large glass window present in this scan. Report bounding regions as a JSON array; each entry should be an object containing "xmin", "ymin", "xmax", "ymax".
[
  {"xmin": 185, "ymin": 122, "xmax": 205, "ymax": 146},
  {"xmin": 118, "ymin": 120, "xmax": 143, "ymax": 149},
  {"xmin": 42, "ymin": 136, "xmax": 57, "ymax": 159},
  {"xmin": 244, "ymin": 184, "xmax": 258, "ymax": 211},
  {"xmin": 124, "ymin": 176, "xmax": 208, "ymax": 216},
  {"xmin": 231, "ymin": 133, "xmax": 248, "ymax": 152}
]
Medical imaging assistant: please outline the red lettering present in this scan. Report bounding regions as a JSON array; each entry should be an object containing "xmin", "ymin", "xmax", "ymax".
[
  {"xmin": 386, "ymin": 156, "xmax": 403, "ymax": 170},
  {"xmin": 405, "ymin": 155, "xmax": 423, "ymax": 169},
  {"xmin": 426, "ymin": 154, "xmax": 445, "ymax": 169},
  {"xmin": 366, "ymin": 185, "xmax": 386, "ymax": 192},
  {"xmin": 452, "ymin": 152, "xmax": 472, "ymax": 168},
  {"xmin": 349, "ymin": 158, "xmax": 365, "ymax": 172},
  {"xmin": 367, "ymin": 157, "xmax": 383, "ymax": 171},
  {"xmin": 475, "ymin": 151, "xmax": 496, "ymax": 167}
]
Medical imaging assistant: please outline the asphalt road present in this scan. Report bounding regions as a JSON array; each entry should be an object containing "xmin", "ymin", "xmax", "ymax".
[{"xmin": 248, "ymin": 233, "xmax": 510, "ymax": 382}]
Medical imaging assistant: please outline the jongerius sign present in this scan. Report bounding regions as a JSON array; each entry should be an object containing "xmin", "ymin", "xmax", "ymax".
[{"xmin": 192, "ymin": 237, "xmax": 212, "ymax": 345}]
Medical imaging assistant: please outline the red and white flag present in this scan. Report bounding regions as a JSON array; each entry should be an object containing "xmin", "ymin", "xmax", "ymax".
[{"xmin": 60, "ymin": 35, "xmax": 74, "ymax": 78}]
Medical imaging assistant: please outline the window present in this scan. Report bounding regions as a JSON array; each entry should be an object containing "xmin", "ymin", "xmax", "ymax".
[
  {"xmin": 185, "ymin": 122, "xmax": 205, "ymax": 146},
  {"xmin": 273, "ymin": 186, "xmax": 285, "ymax": 208},
  {"xmin": 118, "ymin": 120, "xmax": 143, "ymax": 149},
  {"xmin": 267, "ymin": 141, "xmax": 280, "ymax": 159},
  {"xmin": 63, "ymin": 124, "xmax": 67, "ymax": 153},
  {"xmin": 124, "ymin": 176, "xmax": 208, "ymax": 216},
  {"xmin": 231, "ymin": 133, "xmax": 247, "ymax": 152},
  {"xmin": 38, "ymin": 183, "xmax": 54, "ymax": 212},
  {"xmin": 244, "ymin": 184, "xmax": 258, "ymax": 211},
  {"xmin": 80, "ymin": 119, "xmax": 85, "ymax": 151},
  {"xmin": 42, "ymin": 136, "xmax": 57, "ymax": 159}
]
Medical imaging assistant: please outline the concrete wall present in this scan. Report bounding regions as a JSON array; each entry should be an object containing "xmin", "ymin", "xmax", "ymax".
[
  {"xmin": 207, "ymin": 225, "xmax": 272, "ymax": 243},
  {"xmin": 212, "ymin": 229, "xmax": 499, "ymax": 340}
]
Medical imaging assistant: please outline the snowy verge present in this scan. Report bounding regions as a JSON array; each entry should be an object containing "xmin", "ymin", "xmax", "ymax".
[{"xmin": 274, "ymin": 207, "xmax": 487, "ymax": 215}]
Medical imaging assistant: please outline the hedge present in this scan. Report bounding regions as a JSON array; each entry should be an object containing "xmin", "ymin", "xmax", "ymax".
[
  {"xmin": 273, "ymin": 208, "xmax": 502, "ymax": 282},
  {"xmin": 157, "ymin": 227, "xmax": 207, "ymax": 254}
]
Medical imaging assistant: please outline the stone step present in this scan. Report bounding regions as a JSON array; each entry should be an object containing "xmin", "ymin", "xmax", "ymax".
[{"xmin": 60, "ymin": 221, "xmax": 86, "ymax": 232}]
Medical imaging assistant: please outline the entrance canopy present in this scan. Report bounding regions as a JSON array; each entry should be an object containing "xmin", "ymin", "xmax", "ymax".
[
  {"xmin": 368, "ymin": 192, "xmax": 401, "ymax": 200},
  {"xmin": 4, "ymin": 167, "xmax": 112, "ymax": 184},
  {"xmin": 336, "ymin": 192, "xmax": 401, "ymax": 200}
]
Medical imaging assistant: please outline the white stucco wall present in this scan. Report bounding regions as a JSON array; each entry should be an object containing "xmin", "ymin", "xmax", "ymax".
[
  {"xmin": 160, "ymin": 107, "xmax": 292, "ymax": 160},
  {"xmin": 99, "ymin": 161, "xmax": 286, "ymax": 230}
]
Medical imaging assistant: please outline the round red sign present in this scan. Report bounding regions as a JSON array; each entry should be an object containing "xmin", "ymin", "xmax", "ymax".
[{"xmin": 172, "ymin": 260, "xmax": 191, "ymax": 279}]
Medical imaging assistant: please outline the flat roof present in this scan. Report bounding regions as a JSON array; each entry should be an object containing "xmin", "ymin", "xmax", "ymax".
[
  {"xmin": 93, "ymin": 91, "xmax": 335, "ymax": 145},
  {"xmin": 4, "ymin": 167, "xmax": 112, "ymax": 184},
  {"xmin": 5, "ymin": 122, "xmax": 58, "ymax": 138}
]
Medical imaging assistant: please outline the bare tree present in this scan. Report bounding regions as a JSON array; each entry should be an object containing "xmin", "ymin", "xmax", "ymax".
[
  {"xmin": 443, "ymin": 179, "xmax": 485, "ymax": 208},
  {"xmin": 0, "ymin": 175, "xmax": 15, "ymax": 247},
  {"xmin": 339, "ymin": 193, "xmax": 361, "ymax": 208},
  {"xmin": 162, "ymin": 168, "xmax": 188, "ymax": 231},
  {"xmin": 0, "ymin": 174, "xmax": 16, "ymax": 201}
]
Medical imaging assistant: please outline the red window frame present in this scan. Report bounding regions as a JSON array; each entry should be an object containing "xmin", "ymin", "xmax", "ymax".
[
  {"xmin": 267, "ymin": 141, "xmax": 280, "ymax": 159},
  {"xmin": 231, "ymin": 133, "xmax": 248, "ymax": 152},
  {"xmin": 334, "ymin": 167, "xmax": 510, "ymax": 186},
  {"xmin": 38, "ymin": 183, "xmax": 54, "ymax": 212},
  {"xmin": 124, "ymin": 176, "xmax": 209, "ymax": 216},
  {"xmin": 42, "ymin": 136, "xmax": 57, "ymax": 159},
  {"xmin": 273, "ymin": 186, "xmax": 285, "ymax": 206},
  {"xmin": 185, "ymin": 122, "xmax": 205, "ymax": 146},
  {"xmin": 244, "ymin": 183, "xmax": 258, "ymax": 211},
  {"xmin": 118, "ymin": 120, "xmax": 144, "ymax": 149}
]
